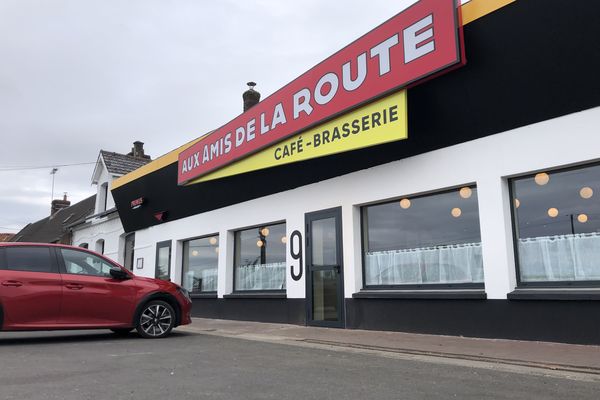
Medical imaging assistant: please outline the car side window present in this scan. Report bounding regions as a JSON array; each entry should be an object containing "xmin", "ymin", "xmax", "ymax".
[
  {"xmin": 3, "ymin": 247, "xmax": 55, "ymax": 273},
  {"xmin": 60, "ymin": 248, "xmax": 114, "ymax": 278}
]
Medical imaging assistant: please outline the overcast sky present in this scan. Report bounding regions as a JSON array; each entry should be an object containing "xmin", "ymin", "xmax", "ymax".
[{"xmin": 0, "ymin": 0, "xmax": 424, "ymax": 233}]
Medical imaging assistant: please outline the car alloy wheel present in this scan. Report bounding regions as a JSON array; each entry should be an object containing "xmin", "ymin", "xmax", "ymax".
[{"xmin": 136, "ymin": 300, "xmax": 175, "ymax": 338}]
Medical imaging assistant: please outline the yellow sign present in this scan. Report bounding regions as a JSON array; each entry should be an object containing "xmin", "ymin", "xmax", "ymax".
[{"xmin": 189, "ymin": 90, "xmax": 407, "ymax": 184}]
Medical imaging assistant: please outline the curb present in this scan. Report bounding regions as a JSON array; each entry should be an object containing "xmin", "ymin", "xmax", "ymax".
[{"xmin": 300, "ymin": 338, "xmax": 600, "ymax": 376}]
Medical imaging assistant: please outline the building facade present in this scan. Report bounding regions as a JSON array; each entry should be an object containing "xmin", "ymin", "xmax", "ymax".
[
  {"xmin": 109, "ymin": 0, "xmax": 600, "ymax": 344},
  {"xmin": 71, "ymin": 142, "xmax": 151, "ymax": 268}
]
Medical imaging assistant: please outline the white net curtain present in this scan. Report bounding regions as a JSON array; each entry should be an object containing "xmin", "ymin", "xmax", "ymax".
[
  {"xmin": 183, "ymin": 268, "xmax": 218, "ymax": 292},
  {"xmin": 235, "ymin": 262, "xmax": 286, "ymax": 291},
  {"xmin": 518, "ymin": 232, "xmax": 600, "ymax": 282},
  {"xmin": 365, "ymin": 242, "xmax": 484, "ymax": 286}
]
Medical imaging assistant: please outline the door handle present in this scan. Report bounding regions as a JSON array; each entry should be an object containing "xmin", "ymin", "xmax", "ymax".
[
  {"xmin": 1, "ymin": 280, "xmax": 23, "ymax": 287},
  {"xmin": 65, "ymin": 283, "xmax": 84, "ymax": 290}
]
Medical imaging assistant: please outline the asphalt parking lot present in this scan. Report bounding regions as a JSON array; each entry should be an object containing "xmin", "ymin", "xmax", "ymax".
[{"xmin": 1, "ymin": 328, "xmax": 600, "ymax": 400}]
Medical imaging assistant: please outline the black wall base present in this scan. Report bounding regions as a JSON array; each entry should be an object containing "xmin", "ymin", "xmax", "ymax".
[
  {"xmin": 345, "ymin": 299, "xmax": 600, "ymax": 345},
  {"xmin": 191, "ymin": 298, "xmax": 600, "ymax": 345},
  {"xmin": 191, "ymin": 298, "xmax": 306, "ymax": 325}
]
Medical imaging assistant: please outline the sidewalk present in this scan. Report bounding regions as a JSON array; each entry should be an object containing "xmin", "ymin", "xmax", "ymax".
[{"xmin": 182, "ymin": 318, "xmax": 600, "ymax": 374}]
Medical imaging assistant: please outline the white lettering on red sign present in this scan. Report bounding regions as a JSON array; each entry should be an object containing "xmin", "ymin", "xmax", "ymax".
[{"xmin": 178, "ymin": 0, "xmax": 462, "ymax": 183}]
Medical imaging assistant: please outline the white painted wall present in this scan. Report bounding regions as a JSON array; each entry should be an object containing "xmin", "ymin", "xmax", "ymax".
[
  {"xmin": 130, "ymin": 107, "xmax": 600, "ymax": 300},
  {"xmin": 93, "ymin": 164, "xmax": 118, "ymax": 214},
  {"xmin": 72, "ymin": 215, "xmax": 126, "ymax": 264},
  {"xmin": 74, "ymin": 156, "xmax": 126, "ymax": 264}
]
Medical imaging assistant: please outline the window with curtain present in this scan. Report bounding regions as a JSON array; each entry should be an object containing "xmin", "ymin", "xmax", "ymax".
[
  {"xmin": 234, "ymin": 222, "xmax": 286, "ymax": 291},
  {"xmin": 182, "ymin": 235, "xmax": 219, "ymax": 293},
  {"xmin": 511, "ymin": 164, "xmax": 600, "ymax": 285},
  {"xmin": 362, "ymin": 186, "xmax": 484, "ymax": 288}
]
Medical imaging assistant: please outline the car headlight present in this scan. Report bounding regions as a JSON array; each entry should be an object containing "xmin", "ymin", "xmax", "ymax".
[{"xmin": 177, "ymin": 286, "xmax": 192, "ymax": 302}]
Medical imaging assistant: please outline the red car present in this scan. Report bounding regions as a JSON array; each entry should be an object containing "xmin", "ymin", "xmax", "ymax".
[{"xmin": 0, "ymin": 243, "xmax": 192, "ymax": 338}]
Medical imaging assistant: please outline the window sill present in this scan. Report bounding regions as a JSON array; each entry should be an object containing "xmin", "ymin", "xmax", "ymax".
[
  {"xmin": 190, "ymin": 293, "xmax": 217, "ymax": 299},
  {"xmin": 508, "ymin": 289, "xmax": 600, "ymax": 300},
  {"xmin": 223, "ymin": 292, "xmax": 287, "ymax": 299},
  {"xmin": 352, "ymin": 289, "xmax": 487, "ymax": 300}
]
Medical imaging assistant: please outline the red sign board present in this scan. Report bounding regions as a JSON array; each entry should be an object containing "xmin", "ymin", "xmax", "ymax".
[
  {"xmin": 130, "ymin": 197, "xmax": 144, "ymax": 209},
  {"xmin": 178, "ymin": 0, "xmax": 462, "ymax": 184}
]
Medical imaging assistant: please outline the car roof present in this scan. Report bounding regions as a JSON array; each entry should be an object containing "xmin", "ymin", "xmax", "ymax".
[{"xmin": 0, "ymin": 242, "xmax": 75, "ymax": 248}]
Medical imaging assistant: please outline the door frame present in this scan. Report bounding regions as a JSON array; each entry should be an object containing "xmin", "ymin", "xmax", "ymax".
[{"xmin": 305, "ymin": 206, "xmax": 345, "ymax": 328}]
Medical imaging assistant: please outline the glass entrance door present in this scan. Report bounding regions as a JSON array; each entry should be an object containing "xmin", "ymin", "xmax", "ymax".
[{"xmin": 306, "ymin": 207, "xmax": 344, "ymax": 327}]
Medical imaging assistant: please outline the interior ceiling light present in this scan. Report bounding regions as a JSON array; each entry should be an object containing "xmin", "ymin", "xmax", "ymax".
[
  {"xmin": 281, "ymin": 236, "xmax": 287, "ymax": 244},
  {"xmin": 578, "ymin": 214, "xmax": 588, "ymax": 223},
  {"xmin": 209, "ymin": 237, "xmax": 218, "ymax": 245},
  {"xmin": 514, "ymin": 198, "xmax": 521, "ymax": 208},
  {"xmin": 580, "ymin": 186, "xmax": 594, "ymax": 199},
  {"xmin": 459, "ymin": 187, "xmax": 472, "ymax": 199},
  {"xmin": 399, "ymin": 198, "xmax": 411, "ymax": 209},
  {"xmin": 257, "ymin": 240, "xmax": 264, "ymax": 247},
  {"xmin": 191, "ymin": 250, "xmax": 199, "ymax": 257},
  {"xmin": 547, "ymin": 207, "xmax": 559, "ymax": 218},
  {"xmin": 260, "ymin": 227, "xmax": 270, "ymax": 236},
  {"xmin": 451, "ymin": 207, "xmax": 462, "ymax": 218},
  {"xmin": 534, "ymin": 172, "xmax": 550, "ymax": 186}
]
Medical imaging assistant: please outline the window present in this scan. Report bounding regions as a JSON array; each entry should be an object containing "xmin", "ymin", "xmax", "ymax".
[
  {"xmin": 234, "ymin": 222, "xmax": 286, "ymax": 291},
  {"xmin": 1, "ymin": 247, "xmax": 55, "ymax": 273},
  {"xmin": 362, "ymin": 186, "xmax": 484, "ymax": 288},
  {"xmin": 60, "ymin": 248, "xmax": 114, "ymax": 277},
  {"xmin": 510, "ymin": 164, "xmax": 600, "ymax": 285},
  {"xmin": 95, "ymin": 239, "xmax": 105, "ymax": 255},
  {"xmin": 79, "ymin": 243, "xmax": 89, "ymax": 249},
  {"xmin": 100, "ymin": 182, "xmax": 108, "ymax": 212},
  {"xmin": 155, "ymin": 241, "xmax": 172, "ymax": 281},
  {"xmin": 123, "ymin": 233, "xmax": 135, "ymax": 271},
  {"xmin": 182, "ymin": 235, "xmax": 219, "ymax": 293}
]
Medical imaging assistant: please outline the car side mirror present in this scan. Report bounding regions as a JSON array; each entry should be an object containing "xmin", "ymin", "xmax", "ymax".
[{"xmin": 110, "ymin": 267, "xmax": 130, "ymax": 280}]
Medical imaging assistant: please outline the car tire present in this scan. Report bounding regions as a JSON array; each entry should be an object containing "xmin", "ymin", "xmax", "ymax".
[
  {"xmin": 136, "ymin": 300, "xmax": 175, "ymax": 339},
  {"xmin": 110, "ymin": 328, "xmax": 133, "ymax": 336}
]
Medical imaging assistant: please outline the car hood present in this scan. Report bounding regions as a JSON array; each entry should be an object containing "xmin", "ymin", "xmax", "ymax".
[{"xmin": 132, "ymin": 275, "xmax": 178, "ymax": 290}]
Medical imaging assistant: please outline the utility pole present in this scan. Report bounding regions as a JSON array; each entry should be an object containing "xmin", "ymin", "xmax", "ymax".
[{"xmin": 50, "ymin": 168, "xmax": 58, "ymax": 201}]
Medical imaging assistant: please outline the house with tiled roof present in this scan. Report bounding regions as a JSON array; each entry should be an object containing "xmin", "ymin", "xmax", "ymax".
[
  {"xmin": 70, "ymin": 142, "xmax": 151, "ymax": 268},
  {"xmin": 0, "ymin": 233, "xmax": 15, "ymax": 242},
  {"xmin": 11, "ymin": 195, "xmax": 96, "ymax": 244}
]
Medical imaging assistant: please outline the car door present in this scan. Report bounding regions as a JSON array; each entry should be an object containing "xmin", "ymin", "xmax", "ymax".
[
  {"xmin": 0, "ymin": 246, "xmax": 63, "ymax": 329},
  {"xmin": 57, "ymin": 247, "xmax": 138, "ymax": 327}
]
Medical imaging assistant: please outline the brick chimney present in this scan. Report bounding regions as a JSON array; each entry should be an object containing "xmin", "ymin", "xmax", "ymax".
[
  {"xmin": 127, "ymin": 141, "xmax": 151, "ymax": 159},
  {"xmin": 243, "ymin": 82, "xmax": 261, "ymax": 112},
  {"xmin": 51, "ymin": 193, "xmax": 70, "ymax": 215}
]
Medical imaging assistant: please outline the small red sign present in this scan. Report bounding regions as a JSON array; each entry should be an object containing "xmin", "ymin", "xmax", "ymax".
[
  {"xmin": 178, "ymin": 0, "xmax": 462, "ymax": 184},
  {"xmin": 130, "ymin": 197, "xmax": 144, "ymax": 209}
]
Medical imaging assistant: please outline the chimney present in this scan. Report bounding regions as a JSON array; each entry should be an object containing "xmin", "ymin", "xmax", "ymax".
[
  {"xmin": 128, "ymin": 141, "xmax": 150, "ymax": 159},
  {"xmin": 51, "ymin": 193, "xmax": 70, "ymax": 215},
  {"xmin": 243, "ymin": 82, "xmax": 261, "ymax": 112}
]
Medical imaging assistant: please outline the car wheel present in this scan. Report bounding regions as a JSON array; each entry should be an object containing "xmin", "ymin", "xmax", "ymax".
[
  {"xmin": 110, "ymin": 328, "xmax": 133, "ymax": 336},
  {"xmin": 136, "ymin": 300, "xmax": 175, "ymax": 339}
]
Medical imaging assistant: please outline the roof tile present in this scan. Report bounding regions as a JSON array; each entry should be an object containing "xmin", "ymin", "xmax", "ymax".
[{"xmin": 100, "ymin": 151, "xmax": 151, "ymax": 175}]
